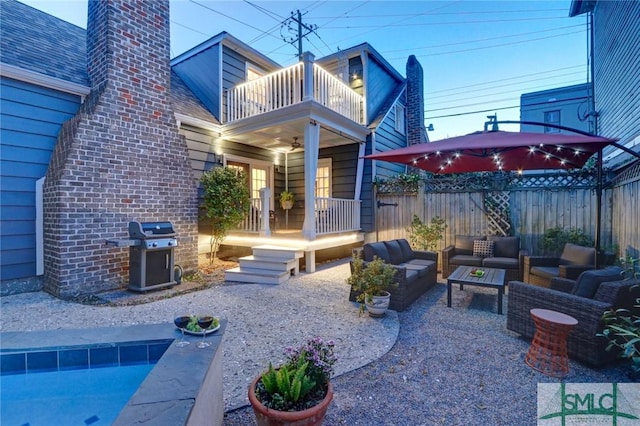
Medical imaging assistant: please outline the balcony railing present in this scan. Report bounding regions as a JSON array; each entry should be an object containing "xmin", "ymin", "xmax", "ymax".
[{"xmin": 227, "ymin": 58, "xmax": 364, "ymax": 124}]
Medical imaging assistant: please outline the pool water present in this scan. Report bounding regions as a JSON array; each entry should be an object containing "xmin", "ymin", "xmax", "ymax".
[{"xmin": 1, "ymin": 363, "xmax": 154, "ymax": 425}]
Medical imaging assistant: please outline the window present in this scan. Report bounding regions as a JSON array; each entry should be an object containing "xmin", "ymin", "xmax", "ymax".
[
  {"xmin": 226, "ymin": 155, "xmax": 273, "ymax": 208},
  {"xmin": 315, "ymin": 159, "xmax": 332, "ymax": 199},
  {"xmin": 544, "ymin": 110, "xmax": 560, "ymax": 133},
  {"xmin": 395, "ymin": 104, "xmax": 406, "ymax": 134}
]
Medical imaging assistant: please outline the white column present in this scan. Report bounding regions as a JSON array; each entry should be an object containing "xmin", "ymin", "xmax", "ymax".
[
  {"xmin": 302, "ymin": 52, "xmax": 315, "ymax": 101},
  {"xmin": 302, "ymin": 121, "xmax": 320, "ymax": 240},
  {"xmin": 259, "ymin": 187, "xmax": 271, "ymax": 237}
]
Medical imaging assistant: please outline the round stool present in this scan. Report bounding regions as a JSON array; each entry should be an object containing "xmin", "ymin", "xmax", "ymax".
[{"xmin": 525, "ymin": 308, "xmax": 578, "ymax": 378}]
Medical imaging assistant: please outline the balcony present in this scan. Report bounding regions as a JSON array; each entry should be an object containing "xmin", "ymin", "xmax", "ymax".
[{"xmin": 226, "ymin": 55, "xmax": 364, "ymax": 125}]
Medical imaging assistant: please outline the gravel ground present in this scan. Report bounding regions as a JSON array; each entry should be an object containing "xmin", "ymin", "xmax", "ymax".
[
  {"xmin": 223, "ymin": 273, "xmax": 635, "ymax": 426},
  {"xmin": 2, "ymin": 258, "xmax": 634, "ymax": 425}
]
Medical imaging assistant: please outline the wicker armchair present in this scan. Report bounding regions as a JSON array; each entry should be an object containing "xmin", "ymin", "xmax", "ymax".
[
  {"xmin": 523, "ymin": 243, "xmax": 596, "ymax": 287},
  {"xmin": 507, "ymin": 270, "xmax": 640, "ymax": 367}
]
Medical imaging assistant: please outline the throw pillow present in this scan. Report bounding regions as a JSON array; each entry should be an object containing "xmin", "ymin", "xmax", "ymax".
[{"xmin": 473, "ymin": 240, "xmax": 494, "ymax": 258}]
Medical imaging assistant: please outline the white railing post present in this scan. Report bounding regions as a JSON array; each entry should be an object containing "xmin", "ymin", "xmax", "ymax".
[
  {"xmin": 302, "ymin": 52, "xmax": 315, "ymax": 101},
  {"xmin": 259, "ymin": 188, "xmax": 271, "ymax": 237}
]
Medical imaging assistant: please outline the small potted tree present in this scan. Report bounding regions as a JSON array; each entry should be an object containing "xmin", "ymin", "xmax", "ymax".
[
  {"xmin": 346, "ymin": 254, "xmax": 398, "ymax": 317},
  {"xmin": 279, "ymin": 191, "xmax": 295, "ymax": 210}
]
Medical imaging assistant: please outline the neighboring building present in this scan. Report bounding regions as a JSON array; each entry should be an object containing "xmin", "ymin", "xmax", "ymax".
[
  {"xmin": 570, "ymin": 0, "xmax": 640, "ymax": 169},
  {"xmin": 0, "ymin": 0, "xmax": 427, "ymax": 296},
  {"xmin": 520, "ymin": 83, "xmax": 592, "ymax": 135}
]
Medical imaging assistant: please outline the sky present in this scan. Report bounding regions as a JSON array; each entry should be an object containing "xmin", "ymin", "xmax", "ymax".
[{"xmin": 19, "ymin": 0, "xmax": 590, "ymax": 142}]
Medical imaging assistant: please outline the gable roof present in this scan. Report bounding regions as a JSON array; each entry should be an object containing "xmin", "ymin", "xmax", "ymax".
[
  {"xmin": 0, "ymin": 0, "xmax": 88, "ymax": 86},
  {"xmin": 0, "ymin": 0, "xmax": 217, "ymax": 125},
  {"xmin": 318, "ymin": 42, "xmax": 404, "ymax": 83}
]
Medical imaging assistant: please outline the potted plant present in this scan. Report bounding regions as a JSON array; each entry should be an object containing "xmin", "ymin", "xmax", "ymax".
[
  {"xmin": 600, "ymin": 256, "xmax": 640, "ymax": 379},
  {"xmin": 248, "ymin": 337, "xmax": 337, "ymax": 426},
  {"xmin": 346, "ymin": 254, "xmax": 398, "ymax": 317},
  {"xmin": 280, "ymin": 191, "xmax": 295, "ymax": 210}
]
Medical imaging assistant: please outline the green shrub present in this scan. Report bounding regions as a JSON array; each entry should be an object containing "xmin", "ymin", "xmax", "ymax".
[
  {"xmin": 540, "ymin": 226, "xmax": 593, "ymax": 255},
  {"xmin": 406, "ymin": 215, "xmax": 447, "ymax": 251}
]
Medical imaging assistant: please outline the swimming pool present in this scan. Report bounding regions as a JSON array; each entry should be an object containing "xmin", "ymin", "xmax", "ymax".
[
  {"xmin": 0, "ymin": 322, "xmax": 226, "ymax": 425},
  {"xmin": 2, "ymin": 363, "xmax": 156, "ymax": 425}
]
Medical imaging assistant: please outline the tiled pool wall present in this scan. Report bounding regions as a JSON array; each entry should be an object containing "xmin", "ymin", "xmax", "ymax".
[
  {"xmin": 1, "ymin": 340, "xmax": 171, "ymax": 375},
  {"xmin": 0, "ymin": 322, "xmax": 225, "ymax": 426}
]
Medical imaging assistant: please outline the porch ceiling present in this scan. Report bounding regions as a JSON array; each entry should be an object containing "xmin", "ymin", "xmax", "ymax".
[{"xmin": 221, "ymin": 101, "xmax": 370, "ymax": 153}]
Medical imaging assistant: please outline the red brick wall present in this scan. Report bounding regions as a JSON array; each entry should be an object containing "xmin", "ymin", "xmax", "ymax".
[
  {"xmin": 43, "ymin": 0, "xmax": 198, "ymax": 297},
  {"xmin": 406, "ymin": 55, "xmax": 427, "ymax": 145}
]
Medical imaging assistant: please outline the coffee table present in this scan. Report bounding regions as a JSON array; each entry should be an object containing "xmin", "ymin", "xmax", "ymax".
[{"xmin": 447, "ymin": 265, "xmax": 506, "ymax": 314}]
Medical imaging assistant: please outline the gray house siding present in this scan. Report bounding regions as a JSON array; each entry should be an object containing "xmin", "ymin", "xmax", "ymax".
[
  {"xmin": 366, "ymin": 57, "xmax": 400, "ymax": 124},
  {"xmin": 172, "ymin": 45, "xmax": 221, "ymax": 119},
  {"xmin": 373, "ymin": 104, "xmax": 408, "ymax": 179},
  {"xmin": 593, "ymin": 1, "xmax": 640, "ymax": 167},
  {"xmin": 0, "ymin": 77, "xmax": 82, "ymax": 280},
  {"xmin": 520, "ymin": 83, "xmax": 591, "ymax": 135}
]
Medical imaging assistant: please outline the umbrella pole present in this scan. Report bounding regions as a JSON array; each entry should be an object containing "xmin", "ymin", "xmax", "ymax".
[{"xmin": 595, "ymin": 148, "xmax": 603, "ymax": 268}]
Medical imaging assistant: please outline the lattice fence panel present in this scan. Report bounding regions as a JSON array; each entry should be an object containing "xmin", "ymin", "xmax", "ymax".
[{"xmin": 483, "ymin": 191, "xmax": 511, "ymax": 236}]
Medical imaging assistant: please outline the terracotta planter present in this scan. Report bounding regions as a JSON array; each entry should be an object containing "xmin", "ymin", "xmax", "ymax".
[
  {"xmin": 248, "ymin": 375, "xmax": 333, "ymax": 426},
  {"xmin": 365, "ymin": 291, "xmax": 391, "ymax": 317}
]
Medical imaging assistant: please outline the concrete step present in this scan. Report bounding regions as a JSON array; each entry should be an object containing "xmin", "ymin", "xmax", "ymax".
[
  {"xmin": 224, "ymin": 267, "xmax": 290, "ymax": 285},
  {"xmin": 239, "ymin": 255, "xmax": 298, "ymax": 273},
  {"xmin": 251, "ymin": 245, "xmax": 304, "ymax": 260}
]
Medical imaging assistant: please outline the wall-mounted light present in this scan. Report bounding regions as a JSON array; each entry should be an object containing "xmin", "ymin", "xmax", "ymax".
[
  {"xmin": 427, "ymin": 123, "xmax": 435, "ymax": 131},
  {"xmin": 213, "ymin": 153, "xmax": 224, "ymax": 165}
]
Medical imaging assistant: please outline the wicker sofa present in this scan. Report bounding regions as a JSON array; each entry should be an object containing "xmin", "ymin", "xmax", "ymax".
[
  {"xmin": 442, "ymin": 235, "xmax": 528, "ymax": 282},
  {"xmin": 507, "ymin": 267, "xmax": 639, "ymax": 367},
  {"xmin": 348, "ymin": 239, "xmax": 438, "ymax": 312}
]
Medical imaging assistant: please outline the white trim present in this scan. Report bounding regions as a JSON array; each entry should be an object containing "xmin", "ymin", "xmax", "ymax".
[
  {"xmin": 395, "ymin": 103, "xmax": 406, "ymax": 135},
  {"xmin": 354, "ymin": 141, "xmax": 365, "ymax": 201},
  {"xmin": 316, "ymin": 158, "xmax": 332, "ymax": 198},
  {"xmin": 0, "ymin": 63, "xmax": 90, "ymax": 97},
  {"xmin": 36, "ymin": 177, "xmax": 45, "ymax": 276},
  {"xmin": 174, "ymin": 113, "xmax": 221, "ymax": 133},
  {"xmin": 219, "ymin": 43, "xmax": 224, "ymax": 122}
]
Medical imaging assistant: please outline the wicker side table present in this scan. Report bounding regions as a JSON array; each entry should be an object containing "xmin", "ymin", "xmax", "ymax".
[{"xmin": 525, "ymin": 308, "xmax": 578, "ymax": 377}]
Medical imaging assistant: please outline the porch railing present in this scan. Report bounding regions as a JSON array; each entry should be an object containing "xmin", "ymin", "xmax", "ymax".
[
  {"xmin": 237, "ymin": 196, "xmax": 361, "ymax": 235},
  {"xmin": 240, "ymin": 197, "xmax": 266, "ymax": 233},
  {"xmin": 315, "ymin": 197, "xmax": 361, "ymax": 235},
  {"xmin": 226, "ymin": 59, "xmax": 364, "ymax": 124}
]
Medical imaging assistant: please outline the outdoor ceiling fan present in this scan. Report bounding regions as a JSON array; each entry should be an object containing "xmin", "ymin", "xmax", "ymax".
[{"xmin": 290, "ymin": 137, "xmax": 301, "ymax": 151}]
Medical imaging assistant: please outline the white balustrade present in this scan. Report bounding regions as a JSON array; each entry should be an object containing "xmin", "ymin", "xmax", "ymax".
[
  {"xmin": 315, "ymin": 197, "xmax": 361, "ymax": 235},
  {"xmin": 226, "ymin": 61, "xmax": 363, "ymax": 124}
]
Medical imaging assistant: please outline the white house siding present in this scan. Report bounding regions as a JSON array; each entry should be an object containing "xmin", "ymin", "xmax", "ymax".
[
  {"xmin": 520, "ymin": 83, "xmax": 591, "ymax": 134},
  {"xmin": 0, "ymin": 77, "xmax": 82, "ymax": 282}
]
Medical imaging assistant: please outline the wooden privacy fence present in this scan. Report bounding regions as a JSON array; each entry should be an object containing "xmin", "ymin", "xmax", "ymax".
[{"xmin": 374, "ymin": 164, "xmax": 640, "ymax": 264}]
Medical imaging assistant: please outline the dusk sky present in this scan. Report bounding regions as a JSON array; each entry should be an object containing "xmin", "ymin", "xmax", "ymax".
[{"xmin": 19, "ymin": 0, "xmax": 589, "ymax": 141}]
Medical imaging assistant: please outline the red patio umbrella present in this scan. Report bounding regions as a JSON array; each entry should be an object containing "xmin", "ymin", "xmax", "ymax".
[
  {"xmin": 364, "ymin": 130, "xmax": 617, "ymax": 174},
  {"xmin": 365, "ymin": 128, "xmax": 627, "ymax": 267}
]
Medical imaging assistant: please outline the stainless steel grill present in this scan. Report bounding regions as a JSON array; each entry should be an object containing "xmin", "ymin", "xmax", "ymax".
[{"xmin": 107, "ymin": 221, "xmax": 178, "ymax": 292}]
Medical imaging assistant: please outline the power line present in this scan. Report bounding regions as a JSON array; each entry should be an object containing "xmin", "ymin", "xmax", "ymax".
[
  {"xmin": 311, "ymin": 8, "xmax": 568, "ymax": 19},
  {"xmin": 428, "ymin": 65, "xmax": 586, "ymax": 95},
  {"xmin": 425, "ymin": 96, "xmax": 590, "ymax": 120}
]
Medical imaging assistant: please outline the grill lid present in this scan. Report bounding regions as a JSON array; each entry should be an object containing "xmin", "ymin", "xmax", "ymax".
[{"xmin": 128, "ymin": 221, "xmax": 176, "ymax": 239}]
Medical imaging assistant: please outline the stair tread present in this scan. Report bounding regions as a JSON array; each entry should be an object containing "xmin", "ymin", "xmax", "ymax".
[
  {"xmin": 225, "ymin": 267, "xmax": 289, "ymax": 277},
  {"xmin": 239, "ymin": 255, "xmax": 297, "ymax": 263}
]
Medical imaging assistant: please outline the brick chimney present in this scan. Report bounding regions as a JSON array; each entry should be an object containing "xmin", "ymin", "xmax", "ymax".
[
  {"xmin": 406, "ymin": 55, "xmax": 427, "ymax": 145},
  {"xmin": 43, "ymin": 0, "xmax": 198, "ymax": 297}
]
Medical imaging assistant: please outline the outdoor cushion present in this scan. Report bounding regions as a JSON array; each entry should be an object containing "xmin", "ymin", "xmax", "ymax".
[
  {"xmin": 455, "ymin": 235, "xmax": 485, "ymax": 255},
  {"xmin": 397, "ymin": 239, "xmax": 416, "ymax": 261},
  {"xmin": 404, "ymin": 269, "xmax": 419, "ymax": 281},
  {"xmin": 400, "ymin": 263, "xmax": 429, "ymax": 278},
  {"xmin": 572, "ymin": 266, "xmax": 624, "ymax": 299},
  {"xmin": 529, "ymin": 266, "xmax": 560, "ymax": 280},
  {"xmin": 449, "ymin": 255, "xmax": 483, "ymax": 267},
  {"xmin": 483, "ymin": 257, "xmax": 519, "ymax": 269},
  {"xmin": 404, "ymin": 259, "xmax": 436, "ymax": 275},
  {"xmin": 559, "ymin": 243, "xmax": 596, "ymax": 266},
  {"xmin": 488, "ymin": 236, "xmax": 520, "ymax": 258},
  {"xmin": 363, "ymin": 242, "xmax": 390, "ymax": 263},
  {"xmin": 384, "ymin": 240, "xmax": 405, "ymax": 264},
  {"xmin": 473, "ymin": 240, "xmax": 494, "ymax": 258}
]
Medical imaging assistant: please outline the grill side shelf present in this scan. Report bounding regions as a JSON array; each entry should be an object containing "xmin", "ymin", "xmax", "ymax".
[{"xmin": 105, "ymin": 239, "xmax": 139, "ymax": 248}]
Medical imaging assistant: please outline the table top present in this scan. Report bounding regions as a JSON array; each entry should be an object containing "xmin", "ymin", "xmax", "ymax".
[
  {"xmin": 447, "ymin": 265, "xmax": 506, "ymax": 287},
  {"xmin": 530, "ymin": 308, "xmax": 578, "ymax": 326}
]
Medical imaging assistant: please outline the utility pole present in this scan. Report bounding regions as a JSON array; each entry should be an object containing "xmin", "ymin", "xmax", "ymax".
[{"xmin": 281, "ymin": 10, "xmax": 317, "ymax": 58}]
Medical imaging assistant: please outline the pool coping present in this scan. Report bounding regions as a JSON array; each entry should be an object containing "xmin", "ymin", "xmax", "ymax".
[{"xmin": 1, "ymin": 322, "xmax": 226, "ymax": 426}]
